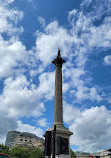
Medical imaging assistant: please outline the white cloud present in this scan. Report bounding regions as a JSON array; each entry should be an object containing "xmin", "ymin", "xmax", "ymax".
[
  {"xmin": 34, "ymin": 0, "xmax": 111, "ymax": 103},
  {"xmin": 17, "ymin": 120, "xmax": 43, "ymax": 138},
  {"xmin": 0, "ymin": 70, "xmax": 56, "ymax": 142},
  {"xmin": 37, "ymin": 118, "xmax": 49, "ymax": 128},
  {"xmin": 63, "ymin": 102, "xmax": 81, "ymax": 125},
  {"xmin": 104, "ymin": 55, "xmax": 111, "ymax": 66},
  {"xmin": 69, "ymin": 9, "xmax": 111, "ymax": 49},
  {"xmin": 81, "ymin": 0, "xmax": 92, "ymax": 8},
  {"xmin": 88, "ymin": 20, "xmax": 111, "ymax": 48},
  {"xmin": 107, "ymin": 98, "xmax": 111, "ymax": 104},
  {"xmin": 0, "ymin": 38, "xmax": 29, "ymax": 78},
  {"xmin": 64, "ymin": 67, "xmax": 102, "ymax": 102},
  {"xmin": 36, "ymin": 21, "xmax": 73, "ymax": 66},
  {"xmin": 0, "ymin": 136, "xmax": 7, "ymax": 145},
  {"xmin": 0, "ymin": 73, "xmax": 47, "ymax": 143},
  {"xmin": 81, "ymin": 0, "xmax": 111, "ymax": 21},
  {"xmin": 38, "ymin": 17, "xmax": 45, "ymax": 27},
  {"xmin": 37, "ymin": 71, "xmax": 55, "ymax": 100},
  {"xmin": 0, "ymin": 1, "xmax": 34, "ymax": 79},
  {"xmin": 67, "ymin": 0, "xmax": 111, "ymax": 69},
  {"xmin": 0, "ymin": 0, "xmax": 14, "ymax": 5},
  {"xmin": 75, "ymin": 86, "xmax": 102, "ymax": 102},
  {"xmin": 0, "ymin": 1, "xmax": 23, "ymax": 35},
  {"xmin": 0, "ymin": 75, "xmax": 45, "ymax": 118},
  {"xmin": 63, "ymin": 83, "xmax": 69, "ymax": 94},
  {"xmin": 64, "ymin": 105, "xmax": 111, "ymax": 152},
  {"xmin": 0, "ymin": 110, "xmax": 18, "ymax": 144}
]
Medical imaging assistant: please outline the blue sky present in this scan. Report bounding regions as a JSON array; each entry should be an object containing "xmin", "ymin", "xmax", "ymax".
[{"xmin": 0, "ymin": 0, "xmax": 111, "ymax": 153}]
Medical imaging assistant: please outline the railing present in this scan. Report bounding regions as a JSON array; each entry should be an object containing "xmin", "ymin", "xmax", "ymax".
[{"xmin": 0, "ymin": 153, "xmax": 10, "ymax": 158}]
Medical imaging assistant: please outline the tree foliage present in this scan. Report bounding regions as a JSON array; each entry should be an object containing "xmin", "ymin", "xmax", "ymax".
[
  {"xmin": 10, "ymin": 146, "xmax": 30, "ymax": 158},
  {"xmin": 0, "ymin": 144, "xmax": 76, "ymax": 158},
  {"xmin": 29, "ymin": 148, "xmax": 44, "ymax": 158},
  {"xmin": 0, "ymin": 144, "xmax": 10, "ymax": 155},
  {"xmin": 0, "ymin": 145, "xmax": 44, "ymax": 158},
  {"xmin": 70, "ymin": 148, "xmax": 76, "ymax": 158}
]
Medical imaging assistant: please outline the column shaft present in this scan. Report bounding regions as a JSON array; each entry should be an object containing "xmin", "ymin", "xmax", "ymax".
[{"xmin": 54, "ymin": 64, "xmax": 63, "ymax": 124}]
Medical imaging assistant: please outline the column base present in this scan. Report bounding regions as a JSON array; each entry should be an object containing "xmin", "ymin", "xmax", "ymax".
[
  {"xmin": 55, "ymin": 154, "xmax": 71, "ymax": 158},
  {"xmin": 48, "ymin": 123, "xmax": 73, "ymax": 138}
]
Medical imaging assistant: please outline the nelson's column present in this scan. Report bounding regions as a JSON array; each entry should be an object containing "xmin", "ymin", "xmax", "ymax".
[{"xmin": 48, "ymin": 49, "xmax": 73, "ymax": 158}]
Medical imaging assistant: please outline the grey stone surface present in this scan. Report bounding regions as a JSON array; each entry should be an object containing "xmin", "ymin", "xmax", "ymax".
[
  {"xmin": 52, "ymin": 49, "xmax": 65, "ymax": 125},
  {"xmin": 54, "ymin": 63, "xmax": 63, "ymax": 124},
  {"xmin": 52, "ymin": 49, "xmax": 73, "ymax": 136},
  {"xmin": 45, "ymin": 155, "xmax": 71, "ymax": 158},
  {"xmin": 55, "ymin": 155, "xmax": 71, "ymax": 158},
  {"xmin": 48, "ymin": 49, "xmax": 73, "ymax": 158}
]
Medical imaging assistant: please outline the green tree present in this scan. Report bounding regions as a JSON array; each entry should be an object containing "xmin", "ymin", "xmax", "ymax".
[
  {"xmin": 0, "ymin": 144, "xmax": 10, "ymax": 155},
  {"xmin": 29, "ymin": 148, "xmax": 44, "ymax": 158},
  {"xmin": 70, "ymin": 148, "xmax": 76, "ymax": 158},
  {"xmin": 10, "ymin": 157, "xmax": 19, "ymax": 158},
  {"xmin": 10, "ymin": 146, "xmax": 30, "ymax": 158}
]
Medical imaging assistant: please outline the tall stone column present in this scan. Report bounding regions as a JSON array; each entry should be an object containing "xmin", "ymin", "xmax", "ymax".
[
  {"xmin": 52, "ymin": 49, "xmax": 65, "ymax": 125},
  {"xmin": 47, "ymin": 49, "xmax": 73, "ymax": 158}
]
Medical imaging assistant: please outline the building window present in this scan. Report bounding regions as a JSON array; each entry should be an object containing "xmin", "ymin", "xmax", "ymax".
[
  {"xmin": 25, "ymin": 140, "xmax": 27, "ymax": 141},
  {"xmin": 20, "ymin": 139, "xmax": 22, "ymax": 141},
  {"xmin": 30, "ymin": 140, "xmax": 31, "ymax": 142}
]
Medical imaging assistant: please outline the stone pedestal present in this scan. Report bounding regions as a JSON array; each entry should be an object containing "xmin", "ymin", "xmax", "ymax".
[
  {"xmin": 55, "ymin": 155, "xmax": 70, "ymax": 158},
  {"xmin": 46, "ymin": 155, "xmax": 70, "ymax": 158},
  {"xmin": 48, "ymin": 122, "xmax": 72, "ymax": 157}
]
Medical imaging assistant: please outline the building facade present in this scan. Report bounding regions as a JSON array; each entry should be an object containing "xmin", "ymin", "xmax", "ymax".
[
  {"xmin": 75, "ymin": 152, "xmax": 90, "ymax": 158},
  {"xmin": 5, "ymin": 131, "xmax": 44, "ymax": 150}
]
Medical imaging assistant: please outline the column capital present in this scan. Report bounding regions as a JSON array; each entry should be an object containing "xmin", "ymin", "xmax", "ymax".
[{"xmin": 52, "ymin": 49, "xmax": 65, "ymax": 66}]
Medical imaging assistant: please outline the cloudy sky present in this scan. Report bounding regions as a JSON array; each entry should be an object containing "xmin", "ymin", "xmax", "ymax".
[{"xmin": 0, "ymin": 0, "xmax": 111, "ymax": 153}]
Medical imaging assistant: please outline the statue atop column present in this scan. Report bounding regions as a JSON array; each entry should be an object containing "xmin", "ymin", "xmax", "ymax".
[{"xmin": 52, "ymin": 49, "xmax": 65, "ymax": 66}]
